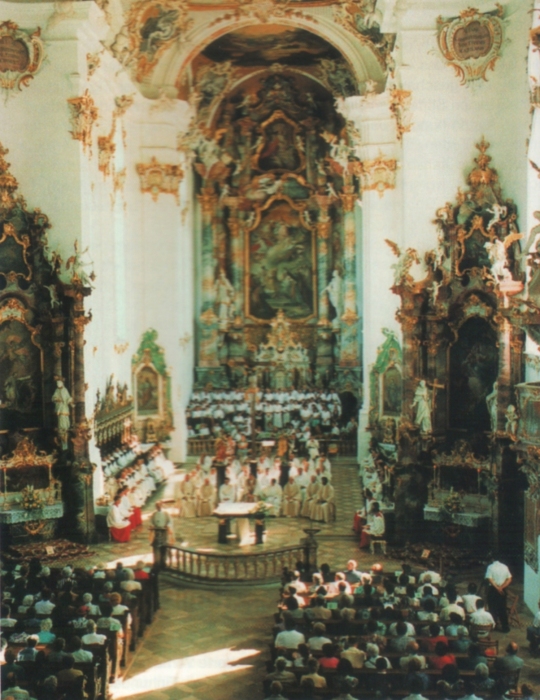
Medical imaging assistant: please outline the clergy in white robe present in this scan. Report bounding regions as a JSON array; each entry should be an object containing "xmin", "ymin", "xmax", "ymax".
[
  {"xmin": 197, "ymin": 478, "xmax": 216, "ymax": 516},
  {"xmin": 219, "ymin": 478, "xmax": 235, "ymax": 503},
  {"xmin": 263, "ymin": 479, "xmax": 282, "ymax": 515},
  {"xmin": 301, "ymin": 475, "xmax": 320, "ymax": 518},
  {"xmin": 176, "ymin": 475, "xmax": 197, "ymax": 517},
  {"xmin": 312, "ymin": 477, "xmax": 335, "ymax": 523},
  {"xmin": 107, "ymin": 498, "xmax": 131, "ymax": 542},
  {"xmin": 282, "ymin": 477, "xmax": 302, "ymax": 517}
]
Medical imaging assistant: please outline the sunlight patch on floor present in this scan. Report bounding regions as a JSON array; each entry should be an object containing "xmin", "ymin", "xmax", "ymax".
[{"xmin": 110, "ymin": 647, "xmax": 260, "ymax": 698}]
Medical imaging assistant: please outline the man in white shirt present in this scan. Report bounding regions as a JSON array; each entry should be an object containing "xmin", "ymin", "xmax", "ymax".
[
  {"xmin": 470, "ymin": 599, "xmax": 495, "ymax": 635},
  {"xmin": 462, "ymin": 583, "xmax": 482, "ymax": 614},
  {"xmin": 418, "ymin": 567, "xmax": 442, "ymax": 585},
  {"xmin": 275, "ymin": 619, "xmax": 305, "ymax": 649},
  {"xmin": 485, "ymin": 556, "xmax": 512, "ymax": 632},
  {"xmin": 81, "ymin": 620, "xmax": 107, "ymax": 645}
]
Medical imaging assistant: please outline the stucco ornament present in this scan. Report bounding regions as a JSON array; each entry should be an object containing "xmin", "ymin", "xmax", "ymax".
[
  {"xmin": 0, "ymin": 21, "xmax": 45, "ymax": 100},
  {"xmin": 436, "ymin": 6, "xmax": 505, "ymax": 85}
]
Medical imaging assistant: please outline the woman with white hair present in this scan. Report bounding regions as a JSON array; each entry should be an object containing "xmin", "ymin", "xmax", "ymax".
[
  {"xmin": 18, "ymin": 595, "xmax": 34, "ymax": 614},
  {"xmin": 38, "ymin": 618, "xmax": 56, "ymax": 644},
  {"xmin": 120, "ymin": 569, "xmax": 142, "ymax": 592},
  {"xmin": 82, "ymin": 593, "xmax": 100, "ymax": 616}
]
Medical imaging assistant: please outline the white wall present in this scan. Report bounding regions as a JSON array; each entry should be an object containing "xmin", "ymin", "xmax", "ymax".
[{"xmin": 0, "ymin": 1, "xmax": 195, "ymax": 479}]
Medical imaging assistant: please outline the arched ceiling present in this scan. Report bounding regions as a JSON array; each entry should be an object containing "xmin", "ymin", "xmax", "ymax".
[{"xmin": 105, "ymin": 0, "xmax": 393, "ymax": 100}]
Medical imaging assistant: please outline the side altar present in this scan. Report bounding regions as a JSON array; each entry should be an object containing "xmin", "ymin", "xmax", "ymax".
[{"xmin": 0, "ymin": 438, "xmax": 63, "ymax": 542}]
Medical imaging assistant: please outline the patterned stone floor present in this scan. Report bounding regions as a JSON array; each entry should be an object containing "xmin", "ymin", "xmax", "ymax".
[{"xmin": 79, "ymin": 460, "xmax": 539, "ymax": 700}]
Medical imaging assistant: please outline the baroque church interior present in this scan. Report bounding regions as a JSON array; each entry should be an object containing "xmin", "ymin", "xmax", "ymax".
[{"xmin": 2, "ymin": 0, "xmax": 540, "ymax": 698}]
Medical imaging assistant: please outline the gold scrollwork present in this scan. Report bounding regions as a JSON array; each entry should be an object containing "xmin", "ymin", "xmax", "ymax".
[
  {"xmin": 136, "ymin": 157, "xmax": 184, "ymax": 203},
  {"xmin": 353, "ymin": 155, "xmax": 398, "ymax": 198},
  {"xmin": 436, "ymin": 6, "xmax": 505, "ymax": 85},
  {"xmin": 0, "ymin": 21, "xmax": 45, "ymax": 97},
  {"xmin": 67, "ymin": 89, "xmax": 99, "ymax": 155}
]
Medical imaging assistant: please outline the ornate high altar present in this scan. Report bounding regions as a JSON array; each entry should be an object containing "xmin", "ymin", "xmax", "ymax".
[
  {"xmin": 254, "ymin": 310, "xmax": 311, "ymax": 390},
  {"xmin": 188, "ymin": 69, "xmax": 363, "ymax": 401},
  {"xmin": 385, "ymin": 139, "xmax": 526, "ymax": 555},
  {"xmin": 0, "ymin": 143, "xmax": 95, "ymax": 543}
]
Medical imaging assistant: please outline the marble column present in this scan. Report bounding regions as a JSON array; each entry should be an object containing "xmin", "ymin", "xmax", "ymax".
[
  {"xmin": 196, "ymin": 188, "xmax": 221, "ymax": 382},
  {"xmin": 227, "ymin": 202, "xmax": 244, "ymax": 319},
  {"xmin": 338, "ymin": 190, "xmax": 360, "ymax": 366},
  {"xmin": 314, "ymin": 195, "xmax": 334, "ymax": 387}
]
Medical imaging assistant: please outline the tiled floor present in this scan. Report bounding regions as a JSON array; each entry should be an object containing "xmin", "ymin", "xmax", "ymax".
[{"xmin": 80, "ymin": 461, "xmax": 540, "ymax": 700}]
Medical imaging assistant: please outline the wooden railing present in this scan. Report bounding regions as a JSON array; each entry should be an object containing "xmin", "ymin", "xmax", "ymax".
[
  {"xmin": 163, "ymin": 539, "xmax": 318, "ymax": 584},
  {"xmin": 186, "ymin": 438, "xmax": 357, "ymax": 458}
]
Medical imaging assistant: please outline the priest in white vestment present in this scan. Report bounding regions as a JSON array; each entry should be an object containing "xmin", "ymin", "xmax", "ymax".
[
  {"xmin": 263, "ymin": 479, "xmax": 282, "ymax": 515},
  {"xmin": 176, "ymin": 475, "xmax": 197, "ymax": 517},
  {"xmin": 197, "ymin": 478, "xmax": 216, "ymax": 516},
  {"xmin": 312, "ymin": 477, "xmax": 335, "ymax": 523},
  {"xmin": 301, "ymin": 475, "xmax": 320, "ymax": 518},
  {"xmin": 282, "ymin": 477, "xmax": 302, "ymax": 517}
]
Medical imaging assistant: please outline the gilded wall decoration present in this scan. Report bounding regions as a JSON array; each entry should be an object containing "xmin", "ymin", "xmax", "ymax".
[
  {"xmin": 67, "ymin": 89, "xmax": 99, "ymax": 155},
  {"xmin": 86, "ymin": 52, "xmax": 101, "ymax": 79},
  {"xmin": 436, "ymin": 6, "xmax": 505, "ymax": 86},
  {"xmin": 389, "ymin": 89, "xmax": 413, "ymax": 141},
  {"xmin": 453, "ymin": 138, "xmax": 522, "ymax": 281},
  {"xmin": 209, "ymin": 0, "xmax": 308, "ymax": 27},
  {"xmin": 111, "ymin": 0, "xmax": 192, "ymax": 80},
  {"xmin": 354, "ymin": 154, "xmax": 398, "ymax": 197},
  {"xmin": 385, "ymin": 239, "xmax": 420, "ymax": 288},
  {"xmin": 333, "ymin": 0, "xmax": 394, "ymax": 74},
  {"xmin": 97, "ymin": 133, "xmax": 115, "ymax": 177},
  {"xmin": 136, "ymin": 157, "xmax": 184, "ymax": 203},
  {"xmin": 0, "ymin": 21, "xmax": 44, "ymax": 98}
]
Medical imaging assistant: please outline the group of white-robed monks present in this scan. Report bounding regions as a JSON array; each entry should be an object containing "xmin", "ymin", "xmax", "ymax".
[{"xmin": 174, "ymin": 452, "xmax": 336, "ymax": 523}]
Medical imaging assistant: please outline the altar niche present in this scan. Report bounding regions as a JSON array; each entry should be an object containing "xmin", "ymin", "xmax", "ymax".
[
  {"xmin": 0, "ymin": 143, "xmax": 95, "ymax": 544},
  {"xmin": 186, "ymin": 31, "xmax": 362, "ymax": 397}
]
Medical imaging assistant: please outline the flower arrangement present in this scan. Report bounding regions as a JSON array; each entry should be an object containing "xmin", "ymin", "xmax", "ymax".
[
  {"xmin": 20, "ymin": 485, "xmax": 43, "ymax": 511},
  {"xmin": 440, "ymin": 488, "xmax": 463, "ymax": 517}
]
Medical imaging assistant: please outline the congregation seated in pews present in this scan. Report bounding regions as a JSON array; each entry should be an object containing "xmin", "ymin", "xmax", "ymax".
[
  {"xmin": 0, "ymin": 558, "xmax": 159, "ymax": 700},
  {"xmin": 103, "ymin": 443, "xmax": 175, "ymax": 542},
  {"xmin": 261, "ymin": 560, "xmax": 526, "ymax": 700},
  {"xmin": 175, "ymin": 448, "xmax": 336, "ymax": 522}
]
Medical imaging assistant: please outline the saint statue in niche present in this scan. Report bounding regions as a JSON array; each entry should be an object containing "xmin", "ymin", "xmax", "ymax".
[
  {"xmin": 485, "ymin": 381, "xmax": 498, "ymax": 432},
  {"xmin": 324, "ymin": 269, "xmax": 343, "ymax": 327},
  {"xmin": 411, "ymin": 380, "xmax": 432, "ymax": 434},
  {"xmin": 214, "ymin": 269, "xmax": 236, "ymax": 328},
  {"xmin": 137, "ymin": 366, "xmax": 159, "ymax": 414},
  {"xmin": 52, "ymin": 379, "xmax": 73, "ymax": 451}
]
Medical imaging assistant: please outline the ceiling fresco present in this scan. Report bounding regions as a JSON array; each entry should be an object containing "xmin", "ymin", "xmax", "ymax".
[{"xmin": 201, "ymin": 25, "xmax": 345, "ymax": 67}]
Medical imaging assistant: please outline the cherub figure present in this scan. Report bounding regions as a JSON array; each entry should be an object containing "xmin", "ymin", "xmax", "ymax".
[{"xmin": 66, "ymin": 241, "xmax": 95, "ymax": 288}]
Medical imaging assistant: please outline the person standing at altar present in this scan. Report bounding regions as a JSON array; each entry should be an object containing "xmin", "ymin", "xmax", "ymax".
[
  {"xmin": 126, "ymin": 487, "xmax": 143, "ymax": 528},
  {"xmin": 219, "ymin": 476, "xmax": 235, "ymax": 503},
  {"xmin": 107, "ymin": 496, "xmax": 132, "ymax": 542}
]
